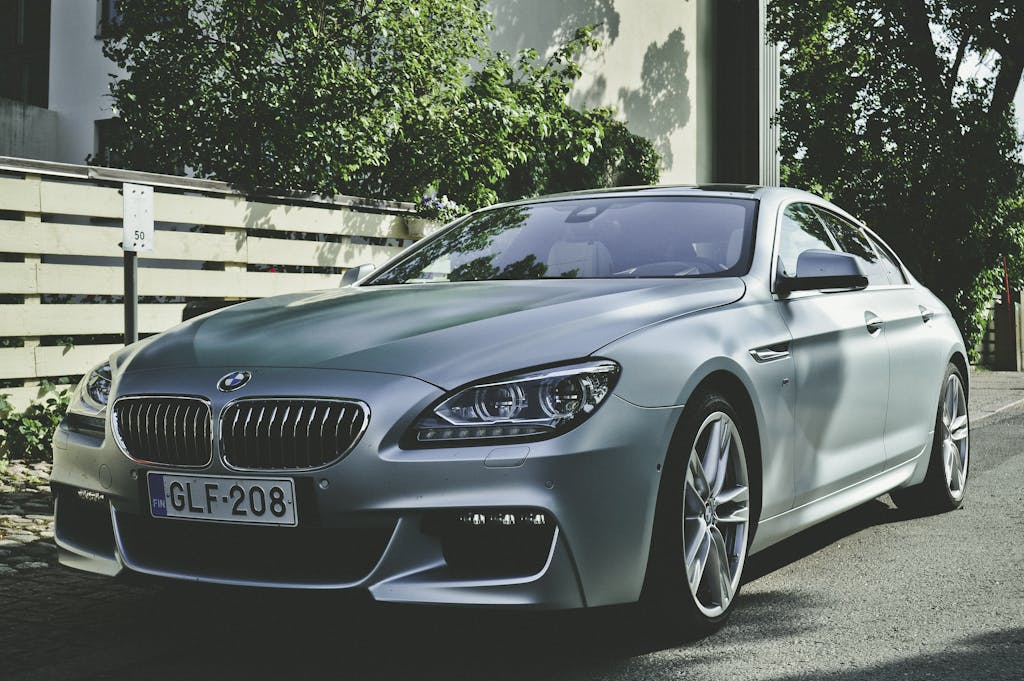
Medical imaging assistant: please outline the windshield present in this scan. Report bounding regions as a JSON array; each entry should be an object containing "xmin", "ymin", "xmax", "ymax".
[{"xmin": 367, "ymin": 196, "xmax": 757, "ymax": 284}]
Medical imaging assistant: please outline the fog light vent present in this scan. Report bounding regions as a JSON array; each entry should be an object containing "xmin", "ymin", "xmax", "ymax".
[
  {"xmin": 427, "ymin": 508, "xmax": 556, "ymax": 578},
  {"xmin": 54, "ymin": 485, "xmax": 116, "ymax": 558},
  {"xmin": 456, "ymin": 510, "xmax": 549, "ymax": 526}
]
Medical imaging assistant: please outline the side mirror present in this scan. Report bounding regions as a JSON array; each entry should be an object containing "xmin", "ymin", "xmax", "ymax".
[
  {"xmin": 340, "ymin": 263, "xmax": 375, "ymax": 287},
  {"xmin": 776, "ymin": 250, "xmax": 868, "ymax": 295}
]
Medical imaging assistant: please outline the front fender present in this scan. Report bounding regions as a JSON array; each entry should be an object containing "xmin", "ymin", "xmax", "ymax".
[{"xmin": 596, "ymin": 299, "xmax": 797, "ymax": 522}]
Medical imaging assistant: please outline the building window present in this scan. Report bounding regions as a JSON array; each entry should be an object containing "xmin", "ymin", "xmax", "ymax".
[
  {"xmin": 96, "ymin": 0, "xmax": 122, "ymax": 38},
  {"xmin": 94, "ymin": 118, "xmax": 125, "ymax": 167},
  {"xmin": 0, "ymin": 0, "xmax": 51, "ymax": 107}
]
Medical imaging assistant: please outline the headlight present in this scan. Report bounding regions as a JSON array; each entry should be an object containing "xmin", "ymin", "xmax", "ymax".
[
  {"xmin": 69, "ymin": 362, "xmax": 112, "ymax": 416},
  {"xmin": 409, "ymin": 360, "xmax": 620, "ymax": 445}
]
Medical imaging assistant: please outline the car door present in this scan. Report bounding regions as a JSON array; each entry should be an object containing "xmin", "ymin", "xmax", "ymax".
[
  {"xmin": 773, "ymin": 202, "xmax": 891, "ymax": 506},
  {"xmin": 818, "ymin": 214, "xmax": 948, "ymax": 468}
]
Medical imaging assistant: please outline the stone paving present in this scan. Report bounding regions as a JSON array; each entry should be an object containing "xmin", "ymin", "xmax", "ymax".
[{"xmin": 0, "ymin": 460, "xmax": 57, "ymax": 576}]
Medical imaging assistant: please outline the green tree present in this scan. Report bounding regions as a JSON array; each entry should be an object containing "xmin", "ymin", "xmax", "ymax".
[
  {"xmin": 768, "ymin": 0, "xmax": 1024, "ymax": 355},
  {"xmin": 102, "ymin": 1, "xmax": 658, "ymax": 212}
]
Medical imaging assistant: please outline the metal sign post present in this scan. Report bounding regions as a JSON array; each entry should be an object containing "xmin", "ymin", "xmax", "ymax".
[{"xmin": 122, "ymin": 183, "xmax": 154, "ymax": 345}]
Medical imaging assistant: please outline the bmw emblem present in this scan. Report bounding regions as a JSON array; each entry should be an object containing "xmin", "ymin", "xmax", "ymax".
[{"xmin": 217, "ymin": 371, "xmax": 252, "ymax": 392}]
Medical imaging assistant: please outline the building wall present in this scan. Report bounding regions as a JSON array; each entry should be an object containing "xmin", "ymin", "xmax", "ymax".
[
  {"xmin": 0, "ymin": 97, "xmax": 58, "ymax": 159},
  {"xmin": 47, "ymin": 0, "xmax": 123, "ymax": 165},
  {"xmin": 757, "ymin": 0, "xmax": 780, "ymax": 186},
  {"xmin": 488, "ymin": 0, "xmax": 717, "ymax": 184}
]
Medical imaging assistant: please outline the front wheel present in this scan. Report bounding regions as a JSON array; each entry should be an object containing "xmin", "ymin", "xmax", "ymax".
[
  {"xmin": 641, "ymin": 391, "xmax": 755, "ymax": 637},
  {"xmin": 890, "ymin": 363, "xmax": 969, "ymax": 513}
]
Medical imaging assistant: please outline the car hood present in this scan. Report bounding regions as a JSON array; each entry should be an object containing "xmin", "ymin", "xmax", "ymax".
[{"xmin": 124, "ymin": 279, "xmax": 745, "ymax": 389}]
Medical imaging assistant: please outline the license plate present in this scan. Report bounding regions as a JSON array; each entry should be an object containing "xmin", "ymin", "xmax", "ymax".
[{"xmin": 147, "ymin": 473, "xmax": 297, "ymax": 526}]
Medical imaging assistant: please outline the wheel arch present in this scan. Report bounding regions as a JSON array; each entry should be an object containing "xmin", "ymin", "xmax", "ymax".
[
  {"xmin": 679, "ymin": 370, "xmax": 764, "ymax": 534},
  {"xmin": 651, "ymin": 363, "xmax": 767, "ymax": 556},
  {"xmin": 901, "ymin": 350, "xmax": 969, "ymax": 490},
  {"xmin": 949, "ymin": 351, "xmax": 969, "ymax": 401},
  {"xmin": 639, "ymin": 366, "xmax": 765, "ymax": 619}
]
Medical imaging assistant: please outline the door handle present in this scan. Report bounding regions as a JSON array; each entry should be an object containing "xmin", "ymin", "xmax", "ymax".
[
  {"xmin": 864, "ymin": 311, "xmax": 884, "ymax": 334},
  {"xmin": 919, "ymin": 305, "xmax": 934, "ymax": 323}
]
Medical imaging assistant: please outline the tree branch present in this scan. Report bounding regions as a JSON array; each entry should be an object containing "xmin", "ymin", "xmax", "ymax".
[
  {"xmin": 989, "ymin": 28, "xmax": 1024, "ymax": 119},
  {"xmin": 897, "ymin": 0, "xmax": 946, "ymax": 96},
  {"xmin": 947, "ymin": 34, "xmax": 968, "ymax": 104},
  {"xmin": 989, "ymin": 54, "xmax": 1023, "ymax": 118}
]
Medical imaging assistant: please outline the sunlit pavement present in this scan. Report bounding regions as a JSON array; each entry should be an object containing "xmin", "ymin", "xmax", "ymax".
[{"xmin": 1, "ymin": 369, "xmax": 1022, "ymax": 680}]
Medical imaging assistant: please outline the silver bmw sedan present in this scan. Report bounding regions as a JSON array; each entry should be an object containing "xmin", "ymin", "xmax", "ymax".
[{"xmin": 52, "ymin": 185, "xmax": 970, "ymax": 636}]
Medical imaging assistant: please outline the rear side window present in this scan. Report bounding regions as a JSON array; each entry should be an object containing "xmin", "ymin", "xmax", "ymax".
[
  {"xmin": 813, "ymin": 208, "xmax": 890, "ymax": 286},
  {"xmin": 777, "ymin": 203, "xmax": 837, "ymax": 277},
  {"xmin": 864, "ymin": 231, "xmax": 908, "ymax": 284}
]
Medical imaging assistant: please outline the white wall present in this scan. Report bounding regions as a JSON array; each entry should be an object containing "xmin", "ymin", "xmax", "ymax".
[
  {"xmin": 489, "ymin": 0, "xmax": 715, "ymax": 184},
  {"xmin": 47, "ymin": 0, "xmax": 123, "ymax": 165}
]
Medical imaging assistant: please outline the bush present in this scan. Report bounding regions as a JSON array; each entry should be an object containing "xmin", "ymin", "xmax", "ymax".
[{"xmin": 0, "ymin": 389, "xmax": 71, "ymax": 463}]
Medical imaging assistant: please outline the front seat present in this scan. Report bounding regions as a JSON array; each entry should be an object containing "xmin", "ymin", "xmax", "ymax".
[
  {"xmin": 724, "ymin": 228, "xmax": 744, "ymax": 269},
  {"xmin": 547, "ymin": 227, "xmax": 614, "ymax": 277}
]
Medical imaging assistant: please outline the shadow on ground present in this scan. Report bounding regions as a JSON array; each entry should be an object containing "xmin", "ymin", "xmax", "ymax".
[
  {"xmin": 0, "ymin": 555, "xmax": 820, "ymax": 680},
  {"xmin": 742, "ymin": 496, "xmax": 926, "ymax": 583}
]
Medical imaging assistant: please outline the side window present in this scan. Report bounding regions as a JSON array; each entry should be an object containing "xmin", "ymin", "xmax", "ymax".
[
  {"xmin": 777, "ymin": 203, "xmax": 837, "ymax": 277},
  {"xmin": 97, "ymin": 0, "xmax": 123, "ymax": 38},
  {"xmin": 94, "ymin": 118, "xmax": 124, "ymax": 168},
  {"xmin": 865, "ymin": 231, "xmax": 908, "ymax": 284},
  {"xmin": 814, "ymin": 209, "xmax": 890, "ymax": 286}
]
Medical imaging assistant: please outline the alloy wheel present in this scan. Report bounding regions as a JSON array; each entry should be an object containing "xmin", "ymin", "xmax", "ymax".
[
  {"xmin": 942, "ymin": 373, "xmax": 969, "ymax": 502},
  {"xmin": 682, "ymin": 411, "xmax": 750, "ymax": 618}
]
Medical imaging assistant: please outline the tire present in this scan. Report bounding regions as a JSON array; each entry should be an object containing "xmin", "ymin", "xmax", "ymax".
[
  {"xmin": 640, "ymin": 390, "xmax": 756, "ymax": 639},
  {"xmin": 890, "ymin": 363, "xmax": 969, "ymax": 514}
]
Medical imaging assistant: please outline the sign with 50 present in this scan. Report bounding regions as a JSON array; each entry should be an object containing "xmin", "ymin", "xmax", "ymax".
[{"xmin": 122, "ymin": 183, "xmax": 154, "ymax": 252}]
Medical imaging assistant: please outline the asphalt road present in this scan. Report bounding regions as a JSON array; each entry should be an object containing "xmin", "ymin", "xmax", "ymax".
[{"xmin": 3, "ymin": 403, "xmax": 1023, "ymax": 681}]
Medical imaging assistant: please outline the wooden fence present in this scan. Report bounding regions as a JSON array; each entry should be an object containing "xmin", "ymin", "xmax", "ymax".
[{"xmin": 0, "ymin": 156, "xmax": 432, "ymax": 411}]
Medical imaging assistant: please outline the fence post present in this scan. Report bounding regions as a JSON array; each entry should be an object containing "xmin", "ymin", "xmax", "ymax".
[
  {"xmin": 122, "ymin": 182, "xmax": 153, "ymax": 345},
  {"xmin": 1018, "ymin": 289, "xmax": 1024, "ymax": 372},
  {"xmin": 994, "ymin": 293, "xmax": 1022, "ymax": 371},
  {"xmin": 22, "ymin": 173, "xmax": 42, "ymax": 392},
  {"xmin": 123, "ymin": 250, "xmax": 138, "ymax": 344}
]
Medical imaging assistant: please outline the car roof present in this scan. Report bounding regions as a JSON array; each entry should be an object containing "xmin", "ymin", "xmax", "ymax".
[{"xmin": 482, "ymin": 184, "xmax": 822, "ymax": 209}]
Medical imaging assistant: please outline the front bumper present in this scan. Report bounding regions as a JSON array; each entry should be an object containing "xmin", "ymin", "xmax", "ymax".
[{"xmin": 51, "ymin": 367, "xmax": 681, "ymax": 609}]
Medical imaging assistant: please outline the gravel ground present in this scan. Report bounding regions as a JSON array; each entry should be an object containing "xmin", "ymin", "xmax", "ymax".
[{"xmin": 0, "ymin": 460, "xmax": 56, "ymax": 576}]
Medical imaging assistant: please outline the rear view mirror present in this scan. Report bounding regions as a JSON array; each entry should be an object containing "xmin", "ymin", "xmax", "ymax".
[
  {"xmin": 776, "ymin": 250, "xmax": 868, "ymax": 295},
  {"xmin": 340, "ymin": 263, "xmax": 376, "ymax": 287}
]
